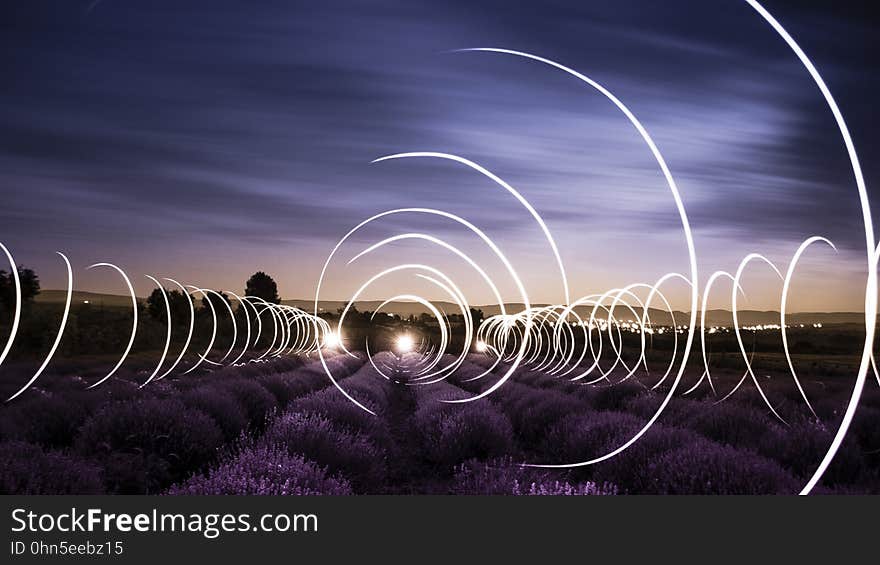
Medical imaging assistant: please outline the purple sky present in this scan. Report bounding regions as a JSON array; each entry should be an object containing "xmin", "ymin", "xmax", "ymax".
[{"xmin": 1, "ymin": 1, "xmax": 877, "ymax": 311}]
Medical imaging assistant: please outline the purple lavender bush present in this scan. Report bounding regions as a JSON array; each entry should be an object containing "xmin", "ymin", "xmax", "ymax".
[
  {"xmin": 294, "ymin": 352, "xmax": 366, "ymax": 382},
  {"xmin": 757, "ymin": 420, "xmax": 867, "ymax": 486},
  {"xmin": 76, "ymin": 397, "xmax": 224, "ymax": 493},
  {"xmin": 341, "ymin": 360, "xmax": 395, "ymax": 410},
  {"xmin": 591, "ymin": 424, "xmax": 703, "ymax": 493},
  {"xmin": 453, "ymin": 457, "xmax": 616, "ymax": 495},
  {"xmin": 683, "ymin": 400, "xmax": 774, "ymax": 450},
  {"xmin": 538, "ymin": 411, "xmax": 643, "ymax": 468},
  {"xmin": 0, "ymin": 441, "xmax": 104, "ymax": 494},
  {"xmin": 850, "ymin": 405, "xmax": 880, "ymax": 468},
  {"xmin": 411, "ymin": 400, "xmax": 515, "ymax": 468},
  {"xmin": 181, "ymin": 388, "xmax": 249, "ymax": 441},
  {"xmin": 645, "ymin": 441, "xmax": 799, "ymax": 494},
  {"xmin": 405, "ymin": 379, "xmax": 515, "ymax": 468},
  {"xmin": 622, "ymin": 393, "xmax": 697, "ymax": 424},
  {"xmin": 513, "ymin": 480, "xmax": 618, "ymax": 495},
  {"xmin": 217, "ymin": 379, "xmax": 278, "ymax": 431},
  {"xmin": 291, "ymin": 390, "xmax": 392, "ymax": 447},
  {"xmin": 252, "ymin": 354, "xmax": 364, "ymax": 407},
  {"xmin": 263, "ymin": 411, "xmax": 385, "ymax": 491},
  {"xmin": 257, "ymin": 372, "xmax": 320, "ymax": 407},
  {"xmin": 288, "ymin": 360, "xmax": 394, "ymax": 441},
  {"xmin": 489, "ymin": 382, "xmax": 587, "ymax": 445},
  {"xmin": 207, "ymin": 357, "xmax": 304, "ymax": 381},
  {"xmin": 0, "ymin": 393, "xmax": 92, "ymax": 448},
  {"xmin": 578, "ymin": 380, "xmax": 647, "ymax": 411},
  {"xmin": 167, "ymin": 443, "xmax": 352, "ymax": 495}
]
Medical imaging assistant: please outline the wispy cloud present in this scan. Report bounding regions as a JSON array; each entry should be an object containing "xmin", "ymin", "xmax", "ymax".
[{"xmin": 0, "ymin": 0, "xmax": 875, "ymax": 309}]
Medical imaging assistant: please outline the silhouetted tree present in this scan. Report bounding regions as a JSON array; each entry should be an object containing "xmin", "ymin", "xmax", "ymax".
[
  {"xmin": 245, "ymin": 271, "xmax": 280, "ymax": 304},
  {"xmin": 470, "ymin": 307, "xmax": 484, "ymax": 327},
  {"xmin": 146, "ymin": 288, "xmax": 192, "ymax": 324},
  {"xmin": 372, "ymin": 312, "xmax": 393, "ymax": 324},
  {"xmin": 337, "ymin": 305, "xmax": 370, "ymax": 327},
  {"xmin": 0, "ymin": 266, "xmax": 40, "ymax": 311},
  {"xmin": 200, "ymin": 290, "xmax": 231, "ymax": 314}
]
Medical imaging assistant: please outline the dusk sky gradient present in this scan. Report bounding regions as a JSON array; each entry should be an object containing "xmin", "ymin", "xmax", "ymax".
[{"xmin": 1, "ymin": 0, "xmax": 877, "ymax": 311}]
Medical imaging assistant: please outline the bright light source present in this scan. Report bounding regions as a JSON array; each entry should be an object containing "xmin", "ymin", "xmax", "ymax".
[
  {"xmin": 475, "ymin": 340, "xmax": 487, "ymax": 352},
  {"xmin": 395, "ymin": 334, "xmax": 414, "ymax": 353},
  {"xmin": 323, "ymin": 331, "xmax": 340, "ymax": 349}
]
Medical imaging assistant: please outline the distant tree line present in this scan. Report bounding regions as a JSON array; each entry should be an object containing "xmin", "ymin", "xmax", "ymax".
[
  {"xmin": 2, "ymin": 265, "xmax": 877, "ymax": 364},
  {"xmin": 0, "ymin": 266, "xmax": 40, "ymax": 313},
  {"xmin": 0, "ymin": 269, "xmax": 284, "ymax": 360}
]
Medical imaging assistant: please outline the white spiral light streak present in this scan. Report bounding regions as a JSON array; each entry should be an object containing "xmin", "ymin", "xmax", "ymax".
[
  {"xmin": 0, "ymin": 0, "xmax": 874, "ymax": 496},
  {"xmin": 6, "ymin": 252, "xmax": 72, "ymax": 402},
  {"xmin": 0, "ymin": 243, "xmax": 22, "ymax": 380},
  {"xmin": 86, "ymin": 262, "xmax": 138, "ymax": 390}
]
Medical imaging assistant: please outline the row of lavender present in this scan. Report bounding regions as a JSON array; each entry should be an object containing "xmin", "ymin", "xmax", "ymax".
[
  {"xmin": 0, "ymin": 353, "xmax": 365, "ymax": 494},
  {"xmin": 4, "ymin": 350, "xmax": 876, "ymax": 494},
  {"xmin": 168, "ymin": 353, "xmax": 399, "ymax": 494},
  {"xmin": 163, "ymin": 352, "xmax": 619, "ymax": 495},
  {"xmin": 454, "ymin": 355, "xmax": 880, "ymax": 494},
  {"xmin": 405, "ymin": 365, "xmax": 618, "ymax": 494}
]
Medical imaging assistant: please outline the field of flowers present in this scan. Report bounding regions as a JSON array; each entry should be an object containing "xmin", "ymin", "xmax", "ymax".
[
  {"xmin": 0, "ymin": 352, "xmax": 365, "ymax": 494},
  {"xmin": 1, "ymin": 350, "xmax": 877, "ymax": 494},
  {"xmin": 454, "ymin": 355, "xmax": 880, "ymax": 494}
]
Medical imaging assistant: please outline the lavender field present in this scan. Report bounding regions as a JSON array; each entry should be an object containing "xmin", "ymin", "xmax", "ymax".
[
  {"xmin": 2, "ymin": 349, "xmax": 877, "ymax": 495},
  {"xmin": 2, "ymin": 0, "xmax": 878, "ymax": 506}
]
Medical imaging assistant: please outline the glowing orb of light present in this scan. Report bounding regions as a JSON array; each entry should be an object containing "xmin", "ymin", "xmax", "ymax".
[
  {"xmin": 395, "ymin": 334, "xmax": 414, "ymax": 353},
  {"xmin": 323, "ymin": 331, "xmax": 340, "ymax": 349},
  {"xmin": 475, "ymin": 340, "xmax": 487, "ymax": 352}
]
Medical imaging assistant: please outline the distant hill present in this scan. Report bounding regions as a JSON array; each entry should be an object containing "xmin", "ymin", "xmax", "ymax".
[
  {"xmin": 35, "ymin": 291, "xmax": 866, "ymax": 326},
  {"xmin": 282, "ymin": 299, "xmax": 866, "ymax": 327},
  {"xmin": 36, "ymin": 290, "xmax": 136, "ymax": 308}
]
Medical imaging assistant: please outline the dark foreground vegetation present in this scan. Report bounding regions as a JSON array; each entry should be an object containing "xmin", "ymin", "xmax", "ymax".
[{"xmin": 1, "ymin": 347, "xmax": 878, "ymax": 495}]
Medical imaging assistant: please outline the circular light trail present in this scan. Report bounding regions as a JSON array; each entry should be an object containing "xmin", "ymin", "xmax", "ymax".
[{"xmin": 0, "ymin": 0, "xmax": 874, "ymax": 495}]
